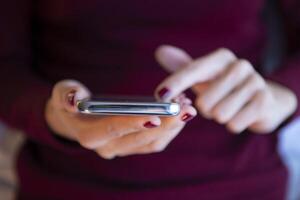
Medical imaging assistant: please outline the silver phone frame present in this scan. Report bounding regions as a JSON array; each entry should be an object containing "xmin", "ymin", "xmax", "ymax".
[{"xmin": 77, "ymin": 100, "xmax": 180, "ymax": 116}]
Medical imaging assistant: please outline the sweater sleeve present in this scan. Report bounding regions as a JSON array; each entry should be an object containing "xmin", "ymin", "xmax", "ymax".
[{"xmin": 0, "ymin": 1, "xmax": 84, "ymax": 153}]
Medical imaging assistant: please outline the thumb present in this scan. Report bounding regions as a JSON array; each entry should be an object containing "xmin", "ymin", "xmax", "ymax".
[
  {"xmin": 155, "ymin": 45, "xmax": 192, "ymax": 73},
  {"xmin": 51, "ymin": 79, "xmax": 91, "ymax": 113}
]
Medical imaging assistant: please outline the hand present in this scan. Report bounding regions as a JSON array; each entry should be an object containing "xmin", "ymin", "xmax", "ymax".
[
  {"xmin": 154, "ymin": 45, "xmax": 297, "ymax": 134},
  {"xmin": 45, "ymin": 80, "xmax": 197, "ymax": 159}
]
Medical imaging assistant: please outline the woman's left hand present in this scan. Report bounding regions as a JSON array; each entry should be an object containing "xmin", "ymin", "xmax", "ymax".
[{"xmin": 155, "ymin": 45, "xmax": 298, "ymax": 134}]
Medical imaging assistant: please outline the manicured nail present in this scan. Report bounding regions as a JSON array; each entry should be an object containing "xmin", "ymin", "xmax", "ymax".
[
  {"xmin": 144, "ymin": 121, "xmax": 158, "ymax": 128},
  {"xmin": 158, "ymin": 87, "xmax": 170, "ymax": 99},
  {"xmin": 67, "ymin": 90, "xmax": 76, "ymax": 106},
  {"xmin": 181, "ymin": 113, "xmax": 195, "ymax": 122}
]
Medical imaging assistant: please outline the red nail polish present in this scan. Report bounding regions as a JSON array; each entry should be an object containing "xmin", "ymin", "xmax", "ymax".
[
  {"xmin": 67, "ymin": 90, "xmax": 76, "ymax": 106},
  {"xmin": 181, "ymin": 113, "xmax": 195, "ymax": 122},
  {"xmin": 144, "ymin": 121, "xmax": 158, "ymax": 128},
  {"xmin": 158, "ymin": 87, "xmax": 170, "ymax": 99}
]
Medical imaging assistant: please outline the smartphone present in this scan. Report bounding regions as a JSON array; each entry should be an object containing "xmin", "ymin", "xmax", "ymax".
[{"xmin": 77, "ymin": 96, "xmax": 180, "ymax": 116}]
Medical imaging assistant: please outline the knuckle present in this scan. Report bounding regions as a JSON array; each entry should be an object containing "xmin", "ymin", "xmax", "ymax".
[
  {"xmin": 250, "ymin": 75, "xmax": 266, "ymax": 90},
  {"xmin": 195, "ymin": 96, "xmax": 213, "ymax": 119},
  {"xmin": 150, "ymin": 142, "xmax": 166, "ymax": 153},
  {"xmin": 250, "ymin": 121, "xmax": 276, "ymax": 134},
  {"xmin": 227, "ymin": 121, "xmax": 241, "ymax": 133},
  {"xmin": 235, "ymin": 59, "xmax": 253, "ymax": 75},
  {"xmin": 54, "ymin": 80, "xmax": 78, "ymax": 92},
  {"xmin": 78, "ymin": 140, "xmax": 93, "ymax": 149},
  {"xmin": 97, "ymin": 151, "xmax": 114, "ymax": 160},
  {"xmin": 227, "ymin": 124, "xmax": 239, "ymax": 133},
  {"xmin": 78, "ymin": 139, "xmax": 94, "ymax": 150},
  {"xmin": 217, "ymin": 48, "xmax": 236, "ymax": 60},
  {"xmin": 95, "ymin": 148, "xmax": 115, "ymax": 159},
  {"xmin": 195, "ymin": 96, "xmax": 209, "ymax": 113},
  {"xmin": 76, "ymin": 131, "xmax": 96, "ymax": 149},
  {"xmin": 213, "ymin": 108, "xmax": 229, "ymax": 124}
]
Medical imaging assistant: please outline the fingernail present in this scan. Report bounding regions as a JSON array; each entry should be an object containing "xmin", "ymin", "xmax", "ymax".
[
  {"xmin": 144, "ymin": 121, "xmax": 158, "ymax": 128},
  {"xmin": 67, "ymin": 90, "xmax": 76, "ymax": 106},
  {"xmin": 158, "ymin": 87, "xmax": 170, "ymax": 99},
  {"xmin": 181, "ymin": 113, "xmax": 195, "ymax": 122}
]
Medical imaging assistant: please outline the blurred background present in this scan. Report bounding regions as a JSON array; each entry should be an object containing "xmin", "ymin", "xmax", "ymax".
[
  {"xmin": 0, "ymin": 118, "xmax": 300, "ymax": 200},
  {"xmin": 0, "ymin": 123, "xmax": 24, "ymax": 200}
]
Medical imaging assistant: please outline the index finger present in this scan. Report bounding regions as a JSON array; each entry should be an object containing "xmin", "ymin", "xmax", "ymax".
[{"xmin": 155, "ymin": 48, "xmax": 237, "ymax": 101}]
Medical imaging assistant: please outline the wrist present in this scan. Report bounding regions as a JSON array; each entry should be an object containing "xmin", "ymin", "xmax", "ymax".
[{"xmin": 266, "ymin": 81, "xmax": 298, "ymax": 129}]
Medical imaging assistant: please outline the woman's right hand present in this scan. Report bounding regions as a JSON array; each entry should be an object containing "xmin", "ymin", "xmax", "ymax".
[{"xmin": 45, "ymin": 80, "xmax": 197, "ymax": 159}]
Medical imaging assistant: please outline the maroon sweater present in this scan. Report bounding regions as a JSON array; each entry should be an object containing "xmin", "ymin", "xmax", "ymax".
[{"xmin": 1, "ymin": 0, "xmax": 300, "ymax": 199}]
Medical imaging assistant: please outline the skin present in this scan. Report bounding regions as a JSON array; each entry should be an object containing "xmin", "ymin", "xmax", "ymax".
[
  {"xmin": 45, "ymin": 45, "xmax": 298, "ymax": 159},
  {"xmin": 155, "ymin": 45, "xmax": 298, "ymax": 134},
  {"xmin": 45, "ymin": 80, "xmax": 197, "ymax": 159}
]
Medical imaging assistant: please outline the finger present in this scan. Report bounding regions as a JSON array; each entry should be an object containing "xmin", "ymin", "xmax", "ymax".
[
  {"xmin": 132, "ymin": 112, "xmax": 190, "ymax": 156},
  {"xmin": 96, "ymin": 104, "xmax": 196, "ymax": 158},
  {"xmin": 212, "ymin": 74, "xmax": 265, "ymax": 124},
  {"xmin": 96, "ymin": 129, "xmax": 159, "ymax": 159},
  {"xmin": 51, "ymin": 79, "xmax": 91, "ymax": 113},
  {"xmin": 195, "ymin": 59, "xmax": 253, "ymax": 116},
  {"xmin": 116, "ymin": 105, "xmax": 196, "ymax": 157},
  {"xmin": 227, "ymin": 90, "xmax": 267, "ymax": 134},
  {"xmin": 173, "ymin": 93, "xmax": 192, "ymax": 105},
  {"xmin": 117, "ymin": 127, "xmax": 183, "ymax": 157},
  {"xmin": 160, "ymin": 100, "xmax": 197, "ymax": 128},
  {"xmin": 155, "ymin": 48, "xmax": 237, "ymax": 101},
  {"xmin": 155, "ymin": 45, "xmax": 211, "ymax": 95},
  {"xmin": 155, "ymin": 45, "xmax": 192, "ymax": 72},
  {"xmin": 76, "ymin": 115, "xmax": 161, "ymax": 149},
  {"xmin": 191, "ymin": 81, "xmax": 212, "ymax": 94}
]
